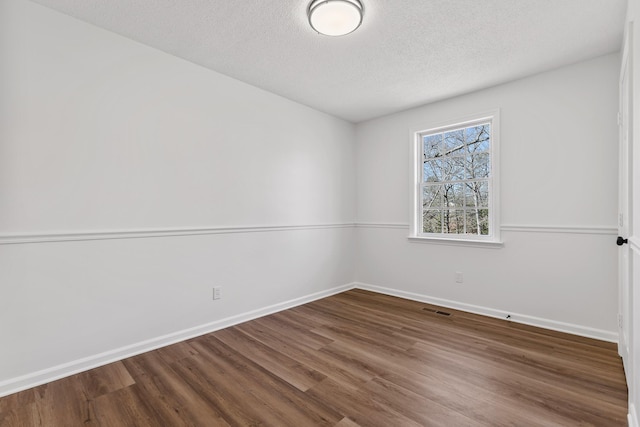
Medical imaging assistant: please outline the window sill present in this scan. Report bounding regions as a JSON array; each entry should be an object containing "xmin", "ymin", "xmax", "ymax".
[{"xmin": 408, "ymin": 236, "xmax": 504, "ymax": 249}]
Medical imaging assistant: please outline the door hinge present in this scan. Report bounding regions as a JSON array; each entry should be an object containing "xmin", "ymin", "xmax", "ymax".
[
  {"xmin": 619, "ymin": 213, "xmax": 624, "ymax": 227},
  {"xmin": 617, "ymin": 111, "xmax": 622, "ymax": 126}
]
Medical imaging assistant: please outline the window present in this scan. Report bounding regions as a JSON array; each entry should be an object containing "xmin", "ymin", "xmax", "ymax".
[{"xmin": 410, "ymin": 111, "xmax": 501, "ymax": 246}]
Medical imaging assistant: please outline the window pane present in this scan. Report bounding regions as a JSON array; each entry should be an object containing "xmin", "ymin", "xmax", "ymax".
[
  {"xmin": 464, "ymin": 181, "xmax": 489, "ymax": 208},
  {"xmin": 465, "ymin": 210, "xmax": 479, "ymax": 235},
  {"xmin": 443, "ymin": 129, "xmax": 464, "ymax": 155},
  {"xmin": 443, "ymin": 209, "xmax": 464, "ymax": 234},
  {"xmin": 466, "ymin": 153, "xmax": 490, "ymax": 179},
  {"xmin": 465, "ymin": 210, "xmax": 489, "ymax": 235},
  {"xmin": 443, "ymin": 183, "xmax": 464, "ymax": 208},
  {"xmin": 476, "ymin": 209, "xmax": 489, "ymax": 235},
  {"xmin": 422, "ymin": 185, "xmax": 442, "ymax": 208},
  {"xmin": 465, "ymin": 124, "xmax": 490, "ymax": 153},
  {"xmin": 423, "ymin": 134, "xmax": 443, "ymax": 158},
  {"xmin": 417, "ymin": 116, "xmax": 495, "ymax": 239},
  {"xmin": 423, "ymin": 209, "xmax": 442, "ymax": 233},
  {"xmin": 423, "ymin": 159, "xmax": 442, "ymax": 182},
  {"xmin": 440, "ymin": 156, "xmax": 465, "ymax": 181}
]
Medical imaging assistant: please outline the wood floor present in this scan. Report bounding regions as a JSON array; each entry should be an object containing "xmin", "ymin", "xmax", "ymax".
[{"xmin": 0, "ymin": 290, "xmax": 628, "ymax": 426}]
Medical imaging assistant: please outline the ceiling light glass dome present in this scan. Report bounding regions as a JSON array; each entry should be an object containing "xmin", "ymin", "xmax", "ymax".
[{"xmin": 308, "ymin": 0, "xmax": 364, "ymax": 36}]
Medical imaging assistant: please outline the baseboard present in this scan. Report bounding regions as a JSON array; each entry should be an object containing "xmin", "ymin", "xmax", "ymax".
[
  {"xmin": 630, "ymin": 404, "xmax": 639, "ymax": 427},
  {"xmin": 0, "ymin": 281, "xmax": 619, "ymax": 398},
  {"xmin": 0, "ymin": 283, "xmax": 356, "ymax": 398},
  {"xmin": 354, "ymin": 282, "xmax": 618, "ymax": 343}
]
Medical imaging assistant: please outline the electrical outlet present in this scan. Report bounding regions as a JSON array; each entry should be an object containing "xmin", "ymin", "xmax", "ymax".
[
  {"xmin": 455, "ymin": 272, "xmax": 463, "ymax": 283},
  {"xmin": 213, "ymin": 287, "xmax": 222, "ymax": 300}
]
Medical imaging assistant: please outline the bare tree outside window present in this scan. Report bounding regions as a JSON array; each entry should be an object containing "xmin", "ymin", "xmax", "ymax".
[{"xmin": 421, "ymin": 123, "xmax": 491, "ymax": 236}]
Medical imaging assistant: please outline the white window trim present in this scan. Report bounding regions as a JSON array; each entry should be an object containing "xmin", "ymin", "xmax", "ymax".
[{"xmin": 409, "ymin": 109, "xmax": 502, "ymax": 247}]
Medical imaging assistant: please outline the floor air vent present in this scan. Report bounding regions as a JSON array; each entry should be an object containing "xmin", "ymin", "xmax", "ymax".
[{"xmin": 422, "ymin": 307, "xmax": 452, "ymax": 316}]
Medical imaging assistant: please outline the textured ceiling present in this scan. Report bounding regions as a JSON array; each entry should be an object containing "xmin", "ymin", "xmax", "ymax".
[{"xmin": 30, "ymin": 0, "xmax": 626, "ymax": 123}]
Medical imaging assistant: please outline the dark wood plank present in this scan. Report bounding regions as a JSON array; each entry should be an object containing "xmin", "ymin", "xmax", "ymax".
[
  {"xmin": 186, "ymin": 336, "xmax": 343, "ymax": 426},
  {"xmin": 237, "ymin": 319, "xmax": 376, "ymax": 386},
  {"xmin": 0, "ymin": 388, "xmax": 36, "ymax": 417},
  {"xmin": 361, "ymin": 377, "xmax": 484, "ymax": 427},
  {"xmin": 122, "ymin": 351, "xmax": 231, "ymax": 426},
  {"xmin": 154, "ymin": 341, "xmax": 199, "ymax": 365},
  {"xmin": 255, "ymin": 311, "xmax": 334, "ymax": 350},
  {"xmin": 2, "ymin": 375, "xmax": 95, "ymax": 426},
  {"xmin": 215, "ymin": 326, "xmax": 327, "ymax": 391},
  {"xmin": 0, "ymin": 289, "xmax": 628, "ymax": 426},
  {"xmin": 305, "ymin": 377, "xmax": 425, "ymax": 427},
  {"xmin": 90, "ymin": 384, "xmax": 166, "ymax": 427},
  {"xmin": 334, "ymin": 417, "xmax": 361, "ymax": 427},
  {"xmin": 76, "ymin": 361, "xmax": 135, "ymax": 400}
]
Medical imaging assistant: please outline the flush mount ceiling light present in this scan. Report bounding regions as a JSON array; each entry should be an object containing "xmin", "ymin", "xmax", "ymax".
[{"xmin": 308, "ymin": 0, "xmax": 364, "ymax": 36}]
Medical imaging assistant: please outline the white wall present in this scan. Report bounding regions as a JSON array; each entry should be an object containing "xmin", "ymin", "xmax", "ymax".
[
  {"xmin": 355, "ymin": 53, "xmax": 620, "ymax": 340},
  {"xmin": 0, "ymin": 0, "xmax": 356, "ymax": 394}
]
